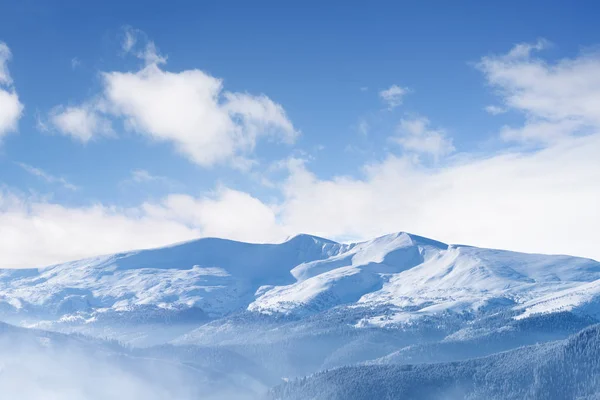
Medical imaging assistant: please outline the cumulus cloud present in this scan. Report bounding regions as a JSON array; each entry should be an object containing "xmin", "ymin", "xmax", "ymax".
[
  {"xmin": 379, "ymin": 84, "xmax": 410, "ymax": 109},
  {"xmin": 478, "ymin": 39, "xmax": 600, "ymax": 143},
  {"xmin": 392, "ymin": 117, "xmax": 455, "ymax": 160},
  {"xmin": 49, "ymin": 104, "xmax": 113, "ymax": 142},
  {"xmin": 0, "ymin": 42, "xmax": 24, "ymax": 140},
  {"xmin": 49, "ymin": 29, "xmax": 297, "ymax": 167}
]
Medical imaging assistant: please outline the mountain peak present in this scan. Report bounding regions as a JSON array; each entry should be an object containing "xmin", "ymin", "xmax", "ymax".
[
  {"xmin": 363, "ymin": 231, "xmax": 449, "ymax": 250},
  {"xmin": 283, "ymin": 233, "xmax": 339, "ymax": 245}
]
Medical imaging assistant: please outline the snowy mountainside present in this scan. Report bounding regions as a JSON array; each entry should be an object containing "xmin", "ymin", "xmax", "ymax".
[
  {"xmin": 0, "ymin": 231, "xmax": 599, "ymax": 337},
  {"xmin": 1, "ymin": 231, "xmax": 600, "ymax": 397},
  {"xmin": 0, "ymin": 234, "xmax": 345, "ymax": 319},
  {"xmin": 268, "ymin": 323, "xmax": 600, "ymax": 400}
]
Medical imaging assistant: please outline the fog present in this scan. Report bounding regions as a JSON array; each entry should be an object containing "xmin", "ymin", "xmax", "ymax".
[{"xmin": 0, "ymin": 333, "xmax": 261, "ymax": 400}]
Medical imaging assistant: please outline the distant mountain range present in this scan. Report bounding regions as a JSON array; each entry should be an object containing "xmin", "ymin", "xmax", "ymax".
[
  {"xmin": 269, "ymin": 323, "xmax": 600, "ymax": 400},
  {"xmin": 1, "ymin": 232, "xmax": 599, "ymax": 398}
]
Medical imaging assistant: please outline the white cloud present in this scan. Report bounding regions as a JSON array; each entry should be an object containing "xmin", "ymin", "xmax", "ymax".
[
  {"xmin": 6, "ymin": 38, "xmax": 600, "ymax": 268},
  {"xmin": 138, "ymin": 41, "xmax": 167, "ymax": 66},
  {"xmin": 0, "ymin": 187, "xmax": 285, "ymax": 268},
  {"xmin": 379, "ymin": 84, "xmax": 410, "ymax": 109},
  {"xmin": 49, "ymin": 104, "xmax": 113, "ymax": 142},
  {"xmin": 0, "ymin": 42, "xmax": 24, "ymax": 140},
  {"xmin": 499, "ymin": 119, "xmax": 584, "ymax": 143},
  {"xmin": 0, "ymin": 90, "xmax": 23, "ymax": 139},
  {"xmin": 121, "ymin": 26, "xmax": 167, "ymax": 65},
  {"xmin": 357, "ymin": 118, "xmax": 370, "ymax": 135},
  {"xmin": 143, "ymin": 188, "xmax": 285, "ymax": 242},
  {"xmin": 224, "ymin": 92, "xmax": 297, "ymax": 144},
  {"xmin": 35, "ymin": 110, "xmax": 50, "ymax": 132},
  {"xmin": 101, "ymin": 64, "xmax": 296, "ymax": 166},
  {"xmin": 17, "ymin": 163, "xmax": 78, "ymax": 191},
  {"xmin": 484, "ymin": 105, "xmax": 507, "ymax": 115},
  {"xmin": 0, "ymin": 42, "xmax": 13, "ymax": 85},
  {"xmin": 392, "ymin": 117, "xmax": 454, "ymax": 160},
  {"xmin": 70, "ymin": 57, "xmax": 81, "ymax": 70},
  {"xmin": 122, "ymin": 26, "xmax": 138, "ymax": 53},
  {"xmin": 278, "ymin": 133, "xmax": 600, "ymax": 261},
  {"xmin": 130, "ymin": 169, "xmax": 161, "ymax": 183},
  {"xmin": 122, "ymin": 29, "xmax": 136, "ymax": 52},
  {"xmin": 121, "ymin": 27, "xmax": 167, "ymax": 66},
  {"xmin": 50, "ymin": 30, "xmax": 297, "ymax": 167},
  {"xmin": 478, "ymin": 39, "xmax": 600, "ymax": 143},
  {"xmin": 3, "ymin": 131, "xmax": 600, "ymax": 268},
  {"xmin": 504, "ymin": 38, "xmax": 550, "ymax": 59},
  {"xmin": 122, "ymin": 169, "xmax": 179, "ymax": 189}
]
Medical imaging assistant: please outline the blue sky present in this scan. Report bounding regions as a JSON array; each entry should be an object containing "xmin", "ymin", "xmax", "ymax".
[{"xmin": 1, "ymin": 0, "xmax": 600, "ymax": 267}]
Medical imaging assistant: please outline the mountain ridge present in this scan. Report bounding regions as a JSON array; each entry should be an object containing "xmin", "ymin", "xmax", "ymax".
[
  {"xmin": 0, "ymin": 230, "xmax": 599, "ymax": 348},
  {"xmin": 0, "ymin": 230, "xmax": 599, "ymax": 396}
]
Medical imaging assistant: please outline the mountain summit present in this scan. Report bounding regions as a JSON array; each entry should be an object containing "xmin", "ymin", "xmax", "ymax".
[{"xmin": 0, "ymin": 232, "xmax": 598, "ymax": 328}]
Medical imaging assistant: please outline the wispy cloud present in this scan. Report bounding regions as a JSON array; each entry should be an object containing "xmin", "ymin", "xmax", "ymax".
[
  {"xmin": 131, "ymin": 169, "xmax": 162, "ymax": 183},
  {"xmin": 379, "ymin": 84, "xmax": 410, "ymax": 109},
  {"xmin": 16, "ymin": 163, "xmax": 78, "ymax": 191},
  {"xmin": 478, "ymin": 38, "xmax": 600, "ymax": 144},
  {"xmin": 122, "ymin": 26, "xmax": 138, "ymax": 53},
  {"xmin": 70, "ymin": 57, "xmax": 82, "ymax": 70},
  {"xmin": 120, "ymin": 169, "xmax": 180, "ymax": 190},
  {"xmin": 357, "ymin": 118, "xmax": 370, "ymax": 135},
  {"xmin": 0, "ymin": 42, "xmax": 14, "ymax": 86},
  {"xmin": 484, "ymin": 105, "xmax": 507, "ymax": 115},
  {"xmin": 0, "ymin": 42, "xmax": 24, "ymax": 140},
  {"xmin": 391, "ymin": 116, "xmax": 455, "ymax": 161}
]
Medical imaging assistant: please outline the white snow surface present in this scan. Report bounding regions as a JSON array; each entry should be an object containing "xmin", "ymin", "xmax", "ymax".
[{"xmin": 0, "ymin": 232, "xmax": 599, "ymax": 327}]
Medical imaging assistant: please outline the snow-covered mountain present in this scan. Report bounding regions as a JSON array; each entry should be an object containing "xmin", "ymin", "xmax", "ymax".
[
  {"xmin": 1, "ymin": 231, "xmax": 599, "ymax": 398},
  {"xmin": 1, "ymin": 232, "xmax": 599, "ymax": 329},
  {"xmin": 269, "ymin": 323, "xmax": 600, "ymax": 400}
]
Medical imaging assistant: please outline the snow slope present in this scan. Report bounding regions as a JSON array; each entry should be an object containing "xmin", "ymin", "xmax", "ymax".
[
  {"xmin": 1, "ymin": 231, "xmax": 599, "ymax": 397},
  {"xmin": 249, "ymin": 232, "xmax": 600, "ymax": 325},
  {"xmin": 268, "ymin": 323, "xmax": 600, "ymax": 400},
  {"xmin": 0, "ymin": 234, "xmax": 345, "ymax": 319},
  {"xmin": 0, "ymin": 231, "xmax": 599, "ymax": 333}
]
